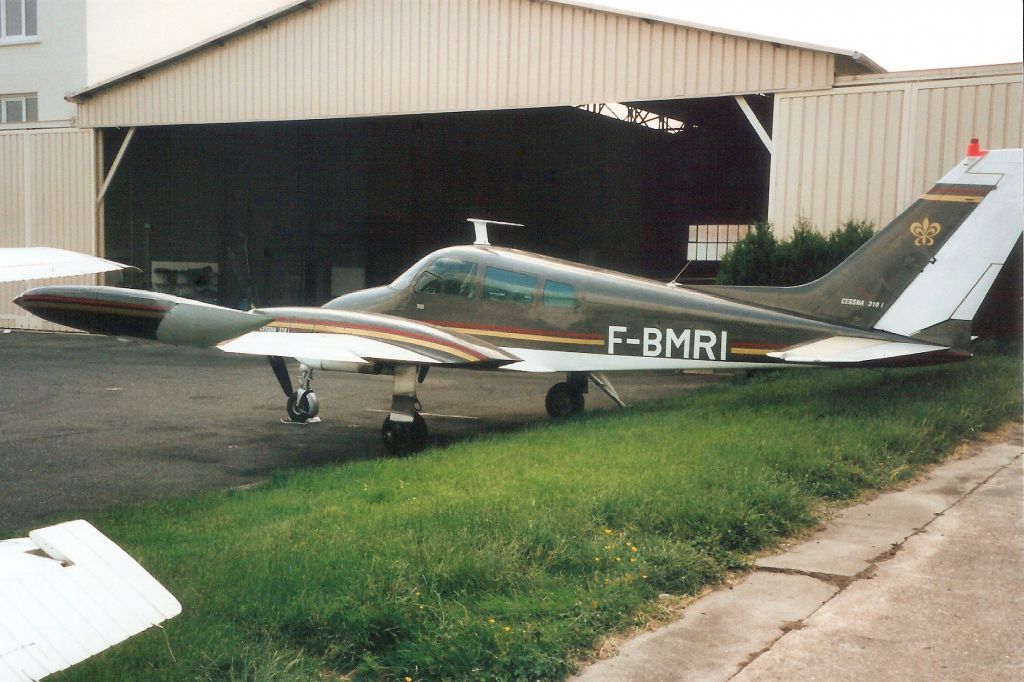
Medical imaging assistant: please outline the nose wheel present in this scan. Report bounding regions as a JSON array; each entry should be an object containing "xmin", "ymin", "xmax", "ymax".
[
  {"xmin": 270, "ymin": 359, "xmax": 320, "ymax": 423},
  {"xmin": 286, "ymin": 388, "xmax": 319, "ymax": 422}
]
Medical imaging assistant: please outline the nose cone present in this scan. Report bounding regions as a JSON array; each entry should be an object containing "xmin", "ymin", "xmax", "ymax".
[{"xmin": 323, "ymin": 286, "xmax": 401, "ymax": 312}]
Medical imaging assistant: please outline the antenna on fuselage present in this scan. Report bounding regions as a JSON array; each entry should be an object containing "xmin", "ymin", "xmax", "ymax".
[{"xmin": 468, "ymin": 218, "xmax": 525, "ymax": 246}]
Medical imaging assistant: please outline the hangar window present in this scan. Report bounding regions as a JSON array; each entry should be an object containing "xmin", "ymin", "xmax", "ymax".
[
  {"xmin": 483, "ymin": 267, "xmax": 537, "ymax": 304},
  {"xmin": 413, "ymin": 257, "xmax": 478, "ymax": 297},
  {"xmin": 542, "ymin": 280, "xmax": 577, "ymax": 308},
  {"xmin": 1, "ymin": 0, "xmax": 37, "ymax": 40},
  {"xmin": 687, "ymin": 224, "xmax": 752, "ymax": 261}
]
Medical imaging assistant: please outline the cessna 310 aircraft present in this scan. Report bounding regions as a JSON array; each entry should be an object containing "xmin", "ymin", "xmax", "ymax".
[{"xmin": 14, "ymin": 143, "xmax": 1024, "ymax": 453}]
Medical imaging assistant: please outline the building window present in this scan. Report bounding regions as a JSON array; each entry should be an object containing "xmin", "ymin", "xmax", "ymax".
[
  {"xmin": 1, "ymin": 94, "xmax": 38, "ymax": 122},
  {"xmin": 1, "ymin": 0, "xmax": 37, "ymax": 39},
  {"xmin": 686, "ymin": 224, "xmax": 752, "ymax": 261}
]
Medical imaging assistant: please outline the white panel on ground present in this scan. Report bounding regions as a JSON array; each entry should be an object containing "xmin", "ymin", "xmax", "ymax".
[{"xmin": 0, "ymin": 520, "xmax": 181, "ymax": 681}]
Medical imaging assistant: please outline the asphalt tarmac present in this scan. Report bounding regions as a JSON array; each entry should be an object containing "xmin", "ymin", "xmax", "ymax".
[{"xmin": 0, "ymin": 330, "xmax": 721, "ymax": 534}]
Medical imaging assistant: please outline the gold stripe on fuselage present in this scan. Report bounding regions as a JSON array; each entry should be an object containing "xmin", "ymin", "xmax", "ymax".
[
  {"xmin": 731, "ymin": 347, "xmax": 773, "ymax": 356},
  {"xmin": 921, "ymin": 194, "xmax": 984, "ymax": 203}
]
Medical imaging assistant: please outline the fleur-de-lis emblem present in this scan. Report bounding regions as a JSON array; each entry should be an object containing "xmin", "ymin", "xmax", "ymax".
[{"xmin": 910, "ymin": 218, "xmax": 941, "ymax": 246}]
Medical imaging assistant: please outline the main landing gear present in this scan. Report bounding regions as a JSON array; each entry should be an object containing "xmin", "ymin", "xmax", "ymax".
[
  {"xmin": 380, "ymin": 365, "xmax": 430, "ymax": 455},
  {"xmin": 545, "ymin": 372, "xmax": 626, "ymax": 419},
  {"xmin": 269, "ymin": 356, "xmax": 431, "ymax": 455}
]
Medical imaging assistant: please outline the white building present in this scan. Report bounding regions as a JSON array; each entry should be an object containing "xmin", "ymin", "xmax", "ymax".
[
  {"xmin": 0, "ymin": 0, "xmax": 81, "ymax": 124},
  {"xmin": 0, "ymin": 0, "xmax": 288, "ymax": 128}
]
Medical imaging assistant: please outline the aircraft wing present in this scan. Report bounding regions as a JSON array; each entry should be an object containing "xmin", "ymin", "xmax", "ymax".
[
  {"xmin": 0, "ymin": 247, "xmax": 137, "ymax": 283},
  {"xmin": 766, "ymin": 336, "xmax": 967, "ymax": 366},
  {"xmin": 0, "ymin": 520, "xmax": 181, "ymax": 681},
  {"xmin": 220, "ymin": 306, "xmax": 521, "ymax": 368}
]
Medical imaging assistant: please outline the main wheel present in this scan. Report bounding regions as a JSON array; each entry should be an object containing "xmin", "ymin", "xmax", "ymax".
[
  {"xmin": 381, "ymin": 413, "xmax": 428, "ymax": 455},
  {"xmin": 286, "ymin": 389, "xmax": 319, "ymax": 422},
  {"xmin": 545, "ymin": 382, "xmax": 585, "ymax": 419}
]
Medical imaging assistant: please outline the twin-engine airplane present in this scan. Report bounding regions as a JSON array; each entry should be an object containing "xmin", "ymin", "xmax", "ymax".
[{"xmin": 14, "ymin": 144, "xmax": 1024, "ymax": 453}]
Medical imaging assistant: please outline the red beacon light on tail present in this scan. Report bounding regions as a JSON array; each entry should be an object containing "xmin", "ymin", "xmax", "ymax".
[{"xmin": 966, "ymin": 138, "xmax": 988, "ymax": 157}]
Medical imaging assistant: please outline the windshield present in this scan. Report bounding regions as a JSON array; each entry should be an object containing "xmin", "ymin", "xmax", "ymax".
[{"xmin": 411, "ymin": 257, "xmax": 479, "ymax": 297}]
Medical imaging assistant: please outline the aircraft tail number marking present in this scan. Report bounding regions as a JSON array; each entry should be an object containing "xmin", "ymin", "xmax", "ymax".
[{"xmin": 608, "ymin": 326, "xmax": 728, "ymax": 361}]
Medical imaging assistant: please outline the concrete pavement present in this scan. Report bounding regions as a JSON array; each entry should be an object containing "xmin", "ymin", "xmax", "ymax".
[{"xmin": 574, "ymin": 427, "xmax": 1023, "ymax": 681}]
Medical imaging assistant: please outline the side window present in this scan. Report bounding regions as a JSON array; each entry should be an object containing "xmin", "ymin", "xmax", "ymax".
[
  {"xmin": 542, "ymin": 280, "xmax": 577, "ymax": 308},
  {"xmin": 413, "ymin": 257, "xmax": 478, "ymax": 297},
  {"xmin": 1, "ymin": 94, "xmax": 37, "ymax": 123},
  {"xmin": 483, "ymin": 267, "xmax": 537, "ymax": 304},
  {"xmin": 1, "ymin": 0, "xmax": 37, "ymax": 39}
]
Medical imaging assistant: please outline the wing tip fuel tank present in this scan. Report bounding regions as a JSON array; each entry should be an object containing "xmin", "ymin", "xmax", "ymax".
[{"xmin": 14, "ymin": 285, "xmax": 270, "ymax": 346}]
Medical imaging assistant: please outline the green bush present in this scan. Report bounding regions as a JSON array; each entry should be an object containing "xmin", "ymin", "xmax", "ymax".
[{"xmin": 717, "ymin": 219, "xmax": 874, "ymax": 286}]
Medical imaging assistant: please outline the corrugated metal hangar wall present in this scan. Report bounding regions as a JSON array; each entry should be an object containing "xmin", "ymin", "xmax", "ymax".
[
  {"xmin": 770, "ymin": 65, "xmax": 1024, "ymax": 235},
  {"xmin": 0, "ymin": 129, "xmax": 102, "ymax": 330},
  {"xmin": 2, "ymin": 0, "xmax": 1021, "ymax": 330}
]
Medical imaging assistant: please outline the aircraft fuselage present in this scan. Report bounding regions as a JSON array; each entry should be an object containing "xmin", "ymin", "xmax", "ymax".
[{"xmin": 324, "ymin": 245, "xmax": 955, "ymax": 372}]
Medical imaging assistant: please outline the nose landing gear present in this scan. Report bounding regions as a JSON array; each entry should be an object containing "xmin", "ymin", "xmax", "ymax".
[
  {"xmin": 286, "ymin": 363, "xmax": 320, "ymax": 422},
  {"xmin": 268, "ymin": 355, "xmax": 321, "ymax": 424}
]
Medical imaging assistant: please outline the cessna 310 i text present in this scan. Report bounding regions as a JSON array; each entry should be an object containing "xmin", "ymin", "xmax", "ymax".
[{"xmin": 15, "ymin": 143, "xmax": 1024, "ymax": 453}]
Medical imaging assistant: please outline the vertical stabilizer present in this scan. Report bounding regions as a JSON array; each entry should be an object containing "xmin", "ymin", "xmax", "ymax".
[{"xmin": 693, "ymin": 146, "xmax": 1023, "ymax": 346}]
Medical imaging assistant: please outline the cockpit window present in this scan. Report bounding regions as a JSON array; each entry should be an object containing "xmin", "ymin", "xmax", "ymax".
[
  {"xmin": 413, "ymin": 257, "xmax": 478, "ymax": 297},
  {"xmin": 542, "ymin": 280, "xmax": 577, "ymax": 308},
  {"xmin": 483, "ymin": 267, "xmax": 537, "ymax": 304}
]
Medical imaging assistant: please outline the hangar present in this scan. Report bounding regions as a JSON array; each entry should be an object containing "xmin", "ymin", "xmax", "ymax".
[{"xmin": 1, "ymin": 0, "xmax": 1021, "ymax": 329}]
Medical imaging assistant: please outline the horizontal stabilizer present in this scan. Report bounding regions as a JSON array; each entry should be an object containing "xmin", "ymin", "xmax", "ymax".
[
  {"xmin": 0, "ymin": 247, "xmax": 138, "ymax": 283},
  {"xmin": 0, "ymin": 520, "xmax": 180, "ymax": 681},
  {"xmin": 767, "ymin": 335, "xmax": 968, "ymax": 366}
]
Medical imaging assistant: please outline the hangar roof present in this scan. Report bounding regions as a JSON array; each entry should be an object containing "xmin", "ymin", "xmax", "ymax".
[{"xmin": 68, "ymin": 0, "xmax": 883, "ymax": 128}]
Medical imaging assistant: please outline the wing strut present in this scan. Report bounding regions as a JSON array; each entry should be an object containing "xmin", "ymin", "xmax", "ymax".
[{"xmin": 589, "ymin": 372, "xmax": 626, "ymax": 407}]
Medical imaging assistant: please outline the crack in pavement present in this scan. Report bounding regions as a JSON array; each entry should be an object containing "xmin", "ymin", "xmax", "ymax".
[{"xmin": 730, "ymin": 450, "xmax": 1023, "ymax": 679}]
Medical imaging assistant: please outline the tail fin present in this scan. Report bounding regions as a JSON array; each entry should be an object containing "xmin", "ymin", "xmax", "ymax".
[{"xmin": 696, "ymin": 145, "xmax": 1023, "ymax": 347}]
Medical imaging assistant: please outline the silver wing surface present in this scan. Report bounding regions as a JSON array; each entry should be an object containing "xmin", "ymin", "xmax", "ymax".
[{"xmin": 220, "ymin": 306, "xmax": 521, "ymax": 368}]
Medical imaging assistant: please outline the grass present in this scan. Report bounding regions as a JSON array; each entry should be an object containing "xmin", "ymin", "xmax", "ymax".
[{"xmin": 54, "ymin": 349, "xmax": 1021, "ymax": 681}]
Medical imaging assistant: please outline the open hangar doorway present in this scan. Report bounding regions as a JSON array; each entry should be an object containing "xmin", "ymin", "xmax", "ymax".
[{"xmin": 100, "ymin": 95, "xmax": 772, "ymax": 308}]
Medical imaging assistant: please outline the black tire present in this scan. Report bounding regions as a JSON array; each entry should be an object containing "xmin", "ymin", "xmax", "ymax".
[
  {"xmin": 381, "ymin": 413, "xmax": 428, "ymax": 455},
  {"xmin": 545, "ymin": 382, "xmax": 585, "ymax": 419},
  {"xmin": 286, "ymin": 389, "xmax": 319, "ymax": 422}
]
